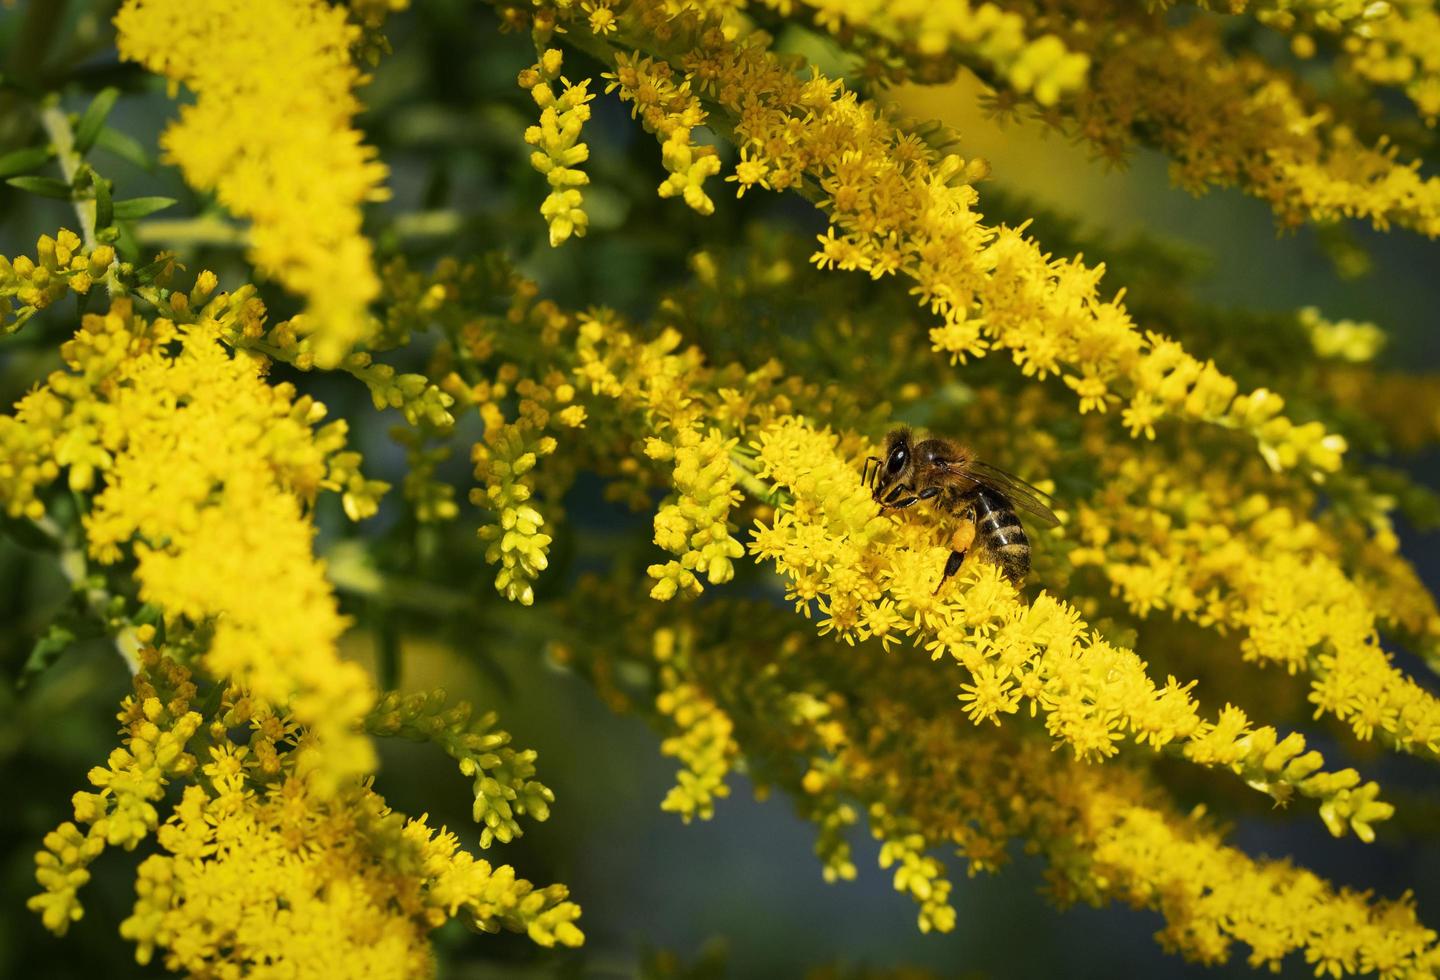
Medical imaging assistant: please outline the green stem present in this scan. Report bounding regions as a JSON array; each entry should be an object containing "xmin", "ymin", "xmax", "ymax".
[
  {"xmin": 136, "ymin": 211, "xmax": 466, "ymax": 249},
  {"xmin": 134, "ymin": 216, "xmax": 248, "ymax": 248},
  {"xmin": 38, "ymin": 99, "xmax": 97, "ymax": 250}
]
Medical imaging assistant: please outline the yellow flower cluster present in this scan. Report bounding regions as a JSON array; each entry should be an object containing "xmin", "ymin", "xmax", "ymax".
[
  {"xmin": 360, "ymin": 237, "xmax": 1440, "ymax": 969},
  {"xmin": 522, "ymin": 48, "xmax": 594, "ymax": 247},
  {"xmin": 33, "ymin": 652, "xmax": 583, "ymax": 972},
  {"xmin": 114, "ymin": 0, "xmax": 388, "ymax": 368},
  {"xmin": 366, "ymin": 690, "xmax": 557, "ymax": 848},
  {"xmin": 1300, "ymin": 305, "xmax": 1388, "ymax": 363},
  {"xmin": 747, "ymin": 417, "xmax": 1391, "ymax": 837},
  {"xmin": 472, "ymin": 396, "xmax": 560, "ymax": 606},
  {"xmin": 1334, "ymin": 0, "xmax": 1440, "ymax": 121},
  {"xmin": 0, "ymin": 230, "xmax": 113, "ymax": 334},
  {"xmin": 771, "ymin": 0, "xmax": 1090, "ymax": 105},
  {"xmin": 646, "ymin": 427, "xmax": 746, "ymax": 599},
  {"xmin": 29, "ymin": 647, "xmax": 200, "ymax": 935},
  {"xmin": 1067, "ymin": 444, "xmax": 1440, "ymax": 764},
  {"xmin": 603, "ymin": 53, "xmax": 721, "ymax": 215},
  {"xmin": 567, "ymin": 581, "xmax": 1437, "ymax": 966},
  {"xmin": 0, "ymin": 281, "xmax": 382, "ymax": 788},
  {"xmin": 579, "ymin": 5, "xmax": 1349, "ymax": 478},
  {"xmin": 653, "ymin": 626, "xmax": 738, "ymax": 822},
  {"xmin": 1040, "ymin": 12, "xmax": 1440, "ymax": 237}
]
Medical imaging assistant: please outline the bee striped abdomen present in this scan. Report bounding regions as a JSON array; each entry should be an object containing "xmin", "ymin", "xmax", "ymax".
[{"xmin": 972, "ymin": 488, "xmax": 1029, "ymax": 584}]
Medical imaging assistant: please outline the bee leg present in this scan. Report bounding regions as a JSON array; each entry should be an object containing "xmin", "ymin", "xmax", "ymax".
[
  {"xmin": 934, "ymin": 517, "xmax": 977, "ymax": 595},
  {"xmin": 917, "ymin": 487, "xmax": 941, "ymax": 500},
  {"xmin": 882, "ymin": 483, "xmax": 912, "ymax": 506},
  {"xmin": 933, "ymin": 550, "xmax": 966, "ymax": 595},
  {"xmin": 863, "ymin": 456, "xmax": 880, "ymax": 487},
  {"xmin": 889, "ymin": 496, "xmax": 919, "ymax": 508}
]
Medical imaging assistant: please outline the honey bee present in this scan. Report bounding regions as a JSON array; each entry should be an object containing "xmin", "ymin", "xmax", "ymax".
[{"xmin": 864, "ymin": 427, "xmax": 1060, "ymax": 591}]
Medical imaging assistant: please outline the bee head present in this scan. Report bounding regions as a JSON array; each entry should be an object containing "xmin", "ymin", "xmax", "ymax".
[{"xmin": 870, "ymin": 427, "xmax": 913, "ymax": 505}]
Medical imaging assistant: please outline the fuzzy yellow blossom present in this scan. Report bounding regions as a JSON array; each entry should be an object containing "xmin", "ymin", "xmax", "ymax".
[
  {"xmin": 1065, "ymin": 445, "xmax": 1440, "ymax": 765},
  {"xmin": 1, "ymin": 298, "xmax": 382, "ymax": 788},
  {"xmin": 1048, "ymin": 15, "xmax": 1440, "ymax": 237},
  {"xmin": 522, "ymin": 48, "xmax": 595, "ymax": 247},
  {"xmin": 114, "ymin": 0, "xmax": 387, "ymax": 368},
  {"xmin": 1336, "ymin": 0, "xmax": 1440, "ymax": 121}
]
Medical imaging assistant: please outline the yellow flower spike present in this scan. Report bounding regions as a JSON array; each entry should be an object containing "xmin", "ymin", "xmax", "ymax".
[
  {"xmin": 115, "ymin": 0, "xmax": 388, "ymax": 369},
  {"xmin": 523, "ymin": 49, "xmax": 594, "ymax": 247},
  {"xmin": 647, "ymin": 427, "xmax": 745, "ymax": 596},
  {"xmin": 1070, "ymin": 443, "xmax": 1440, "ymax": 761},
  {"xmin": 365, "ymin": 691, "xmax": 556, "ymax": 848},
  {"xmin": 473, "ymin": 402, "xmax": 560, "ymax": 604},
  {"xmin": 653, "ymin": 625, "xmax": 739, "ymax": 822}
]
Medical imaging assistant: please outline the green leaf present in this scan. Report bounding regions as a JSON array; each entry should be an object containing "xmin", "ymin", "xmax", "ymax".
[
  {"xmin": 94, "ymin": 176, "xmax": 113, "ymax": 230},
  {"xmin": 18, "ymin": 624, "xmax": 78, "ymax": 690},
  {"xmin": 6, "ymin": 175, "xmax": 72, "ymax": 199},
  {"xmin": 94, "ymin": 125, "xmax": 153, "ymax": 170},
  {"xmin": 112, "ymin": 195, "xmax": 176, "ymax": 220},
  {"xmin": 0, "ymin": 145, "xmax": 54, "ymax": 179},
  {"xmin": 74, "ymin": 87, "xmax": 121, "ymax": 155}
]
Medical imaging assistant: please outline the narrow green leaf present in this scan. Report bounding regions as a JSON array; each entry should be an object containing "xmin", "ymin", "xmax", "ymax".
[
  {"xmin": 6, "ymin": 175, "xmax": 72, "ymax": 199},
  {"xmin": 94, "ymin": 125, "xmax": 152, "ymax": 170},
  {"xmin": 112, "ymin": 196, "xmax": 176, "ymax": 220},
  {"xmin": 94, "ymin": 177, "xmax": 113, "ymax": 230},
  {"xmin": 74, "ymin": 87, "xmax": 121, "ymax": 155},
  {"xmin": 133, "ymin": 251, "xmax": 178, "ymax": 285},
  {"xmin": 0, "ymin": 145, "xmax": 54, "ymax": 178}
]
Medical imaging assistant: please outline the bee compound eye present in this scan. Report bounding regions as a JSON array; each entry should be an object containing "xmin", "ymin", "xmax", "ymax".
[{"xmin": 887, "ymin": 447, "xmax": 907, "ymax": 474}]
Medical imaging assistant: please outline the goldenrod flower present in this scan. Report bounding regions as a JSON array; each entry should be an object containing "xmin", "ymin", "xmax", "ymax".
[{"xmin": 115, "ymin": 0, "xmax": 388, "ymax": 368}]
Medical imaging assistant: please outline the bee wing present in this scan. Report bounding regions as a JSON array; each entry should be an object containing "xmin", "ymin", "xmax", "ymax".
[{"xmin": 967, "ymin": 460, "xmax": 1062, "ymax": 528}]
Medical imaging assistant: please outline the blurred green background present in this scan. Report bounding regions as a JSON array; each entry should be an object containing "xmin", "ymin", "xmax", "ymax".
[{"xmin": 1, "ymin": 3, "xmax": 1438, "ymax": 978}]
